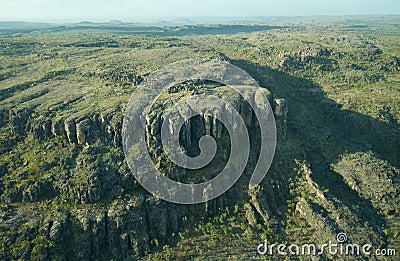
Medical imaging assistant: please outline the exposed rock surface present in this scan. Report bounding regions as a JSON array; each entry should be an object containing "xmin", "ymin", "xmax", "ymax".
[
  {"xmin": 273, "ymin": 98, "xmax": 288, "ymax": 141},
  {"xmin": 0, "ymin": 82, "xmax": 291, "ymax": 259}
]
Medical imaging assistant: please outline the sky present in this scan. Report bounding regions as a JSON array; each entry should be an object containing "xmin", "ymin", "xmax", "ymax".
[{"xmin": 0, "ymin": 0, "xmax": 399, "ymax": 22}]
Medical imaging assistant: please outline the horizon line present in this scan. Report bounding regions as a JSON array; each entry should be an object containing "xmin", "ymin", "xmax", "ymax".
[{"xmin": 1, "ymin": 14, "xmax": 399, "ymax": 24}]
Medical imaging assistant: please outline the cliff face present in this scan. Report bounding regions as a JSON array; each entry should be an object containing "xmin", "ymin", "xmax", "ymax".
[
  {"xmin": 0, "ymin": 79, "xmax": 292, "ymax": 260},
  {"xmin": 1, "ymin": 83, "xmax": 288, "ymax": 202},
  {"xmin": 3, "ymin": 87, "xmax": 287, "ymax": 147},
  {"xmin": 5, "ymin": 110, "xmax": 122, "ymax": 147}
]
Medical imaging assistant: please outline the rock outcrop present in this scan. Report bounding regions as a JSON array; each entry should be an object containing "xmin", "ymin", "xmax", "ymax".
[
  {"xmin": 0, "ymin": 83, "xmax": 291, "ymax": 260},
  {"xmin": 64, "ymin": 118, "xmax": 77, "ymax": 144},
  {"xmin": 273, "ymin": 99, "xmax": 288, "ymax": 141},
  {"xmin": 1, "ymin": 85, "xmax": 288, "ymax": 151}
]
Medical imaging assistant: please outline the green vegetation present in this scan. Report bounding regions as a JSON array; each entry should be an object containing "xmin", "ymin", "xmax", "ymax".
[{"xmin": 0, "ymin": 17, "xmax": 399, "ymax": 260}]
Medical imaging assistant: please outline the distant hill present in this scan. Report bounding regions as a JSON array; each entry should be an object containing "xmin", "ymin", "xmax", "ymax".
[{"xmin": 0, "ymin": 21, "xmax": 51, "ymax": 29}]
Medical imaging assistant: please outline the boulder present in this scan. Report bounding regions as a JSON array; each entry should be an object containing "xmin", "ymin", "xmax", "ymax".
[
  {"xmin": 76, "ymin": 119, "xmax": 91, "ymax": 145},
  {"xmin": 64, "ymin": 118, "xmax": 77, "ymax": 144},
  {"xmin": 273, "ymin": 99, "xmax": 288, "ymax": 141}
]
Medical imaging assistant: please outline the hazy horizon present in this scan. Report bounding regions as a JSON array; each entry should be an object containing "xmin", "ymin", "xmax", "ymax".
[{"xmin": 0, "ymin": 0, "xmax": 399, "ymax": 23}]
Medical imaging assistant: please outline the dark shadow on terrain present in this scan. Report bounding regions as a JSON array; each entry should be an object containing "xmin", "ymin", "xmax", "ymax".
[
  {"xmin": 229, "ymin": 59, "xmax": 400, "ymax": 240},
  {"xmin": 232, "ymin": 59, "xmax": 400, "ymax": 167}
]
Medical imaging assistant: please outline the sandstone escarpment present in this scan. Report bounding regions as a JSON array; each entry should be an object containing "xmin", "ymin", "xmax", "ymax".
[
  {"xmin": 3, "ymin": 82, "xmax": 289, "ymax": 152},
  {"xmin": 1, "ymin": 83, "xmax": 290, "ymax": 206},
  {"xmin": 0, "ymin": 82, "xmax": 290, "ymax": 259},
  {"xmin": 2, "ymin": 109, "xmax": 123, "ymax": 147}
]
